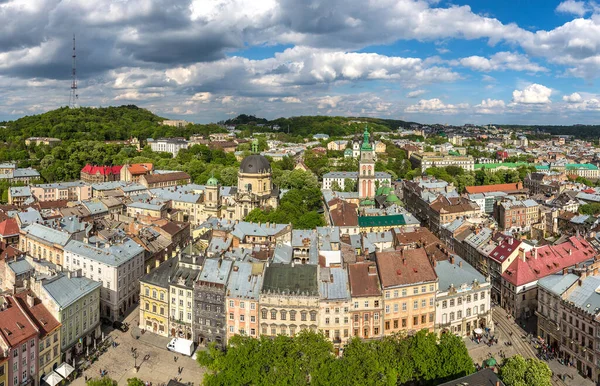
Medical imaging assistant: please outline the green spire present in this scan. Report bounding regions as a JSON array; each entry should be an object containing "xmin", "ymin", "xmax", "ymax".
[
  {"xmin": 361, "ymin": 126, "xmax": 372, "ymax": 151},
  {"xmin": 252, "ymin": 139, "xmax": 259, "ymax": 154}
]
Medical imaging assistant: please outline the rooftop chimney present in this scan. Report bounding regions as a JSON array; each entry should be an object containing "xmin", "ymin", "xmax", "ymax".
[
  {"xmin": 519, "ymin": 248, "xmax": 526, "ymax": 262},
  {"xmin": 26, "ymin": 294, "xmax": 34, "ymax": 308}
]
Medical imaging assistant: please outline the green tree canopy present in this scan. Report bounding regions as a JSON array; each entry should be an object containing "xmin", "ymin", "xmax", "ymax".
[
  {"xmin": 499, "ymin": 355, "xmax": 552, "ymax": 386},
  {"xmin": 86, "ymin": 377, "xmax": 118, "ymax": 386}
]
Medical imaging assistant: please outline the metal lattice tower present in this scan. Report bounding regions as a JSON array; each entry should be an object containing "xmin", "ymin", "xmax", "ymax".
[{"xmin": 69, "ymin": 34, "xmax": 78, "ymax": 108}]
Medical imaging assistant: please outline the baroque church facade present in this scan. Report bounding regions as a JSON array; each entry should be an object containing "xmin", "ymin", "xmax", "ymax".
[{"xmin": 203, "ymin": 142, "xmax": 280, "ymax": 221}]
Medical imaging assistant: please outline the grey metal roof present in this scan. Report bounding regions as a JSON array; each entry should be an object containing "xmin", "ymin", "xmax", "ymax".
[
  {"xmin": 9, "ymin": 186, "xmax": 31, "ymax": 197},
  {"xmin": 140, "ymin": 259, "xmax": 174, "ymax": 288},
  {"xmin": 17, "ymin": 208, "xmax": 43, "ymax": 226},
  {"xmin": 226, "ymin": 261, "xmax": 263, "ymax": 300},
  {"xmin": 567, "ymin": 276, "xmax": 600, "ymax": 315},
  {"xmin": 91, "ymin": 181, "xmax": 127, "ymax": 191},
  {"xmin": 198, "ymin": 258, "xmax": 233, "ymax": 285},
  {"xmin": 65, "ymin": 238, "xmax": 144, "ymax": 267},
  {"xmin": 24, "ymin": 223, "xmax": 71, "ymax": 246},
  {"xmin": 34, "ymin": 181, "xmax": 88, "ymax": 189},
  {"xmin": 319, "ymin": 267, "xmax": 350, "ymax": 300},
  {"xmin": 465, "ymin": 227, "xmax": 493, "ymax": 248},
  {"xmin": 7, "ymin": 259, "xmax": 33, "ymax": 275},
  {"xmin": 82, "ymin": 200, "xmax": 108, "ymax": 215},
  {"xmin": 42, "ymin": 274, "xmax": 102, "ymax": 309},
  {"xmin": 232, "ymin": 222, "xmax": 288, "ymax": 239},
  {"xmin": 272, "ymin": 244, "xmax": 293, "ymax": 264},
  {"xmin": 13, "ymin": 168, "xmax": 40, "ymax": 178},
  {"xmin": 323, "ymin": 171, "xmax": 391, "ymax": 179},
  {"xmin": 127, "ymin": 201, "xmax": 165, "ymax": 211},
  {"xmin": 435, "ymin": 255, "xmax": 486, "ymax": 291},
  {"xmin": 150, "ymin": 187, "xmax": 202, "ymax": 204},
  {"xmin": 120, "ymin": 184, "xmax": 147, "ymax": 193},
  {"xmin": 538, "ymin": 274, "xmax": 579, "ymax": 296}
]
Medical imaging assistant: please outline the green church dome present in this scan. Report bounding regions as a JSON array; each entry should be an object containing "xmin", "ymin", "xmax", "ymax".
[
  {"xmin": 206, "ymin": 177, "xmax": 219, "ymax": 186},
  {"xmin": 386, "ymin": 193, "xmax": 400, "ymax": 203}
]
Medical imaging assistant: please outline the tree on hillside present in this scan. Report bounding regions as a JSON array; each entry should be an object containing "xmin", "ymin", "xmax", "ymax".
[{"xmin": 331, "ymin": 181, "xmax": 342, "ymax": 191}]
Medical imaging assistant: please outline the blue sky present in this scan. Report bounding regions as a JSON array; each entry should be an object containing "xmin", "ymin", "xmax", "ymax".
[{"xmin": 1, "ymin": 0, "xmax": 600, "ymax": 125}]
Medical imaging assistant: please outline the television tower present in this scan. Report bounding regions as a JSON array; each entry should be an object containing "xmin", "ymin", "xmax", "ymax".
[{"xmin": 69, "ymin": 34, "xmax": 78, "ymax": 108}]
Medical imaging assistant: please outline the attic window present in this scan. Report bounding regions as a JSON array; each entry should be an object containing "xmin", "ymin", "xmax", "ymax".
[
  {"xmin": 3, "ymin": 328, "xmax": 11, "ymax": 336},
  {"xmin": 16, "ymin": 322, "xmax": 24, "ymax": 329}
]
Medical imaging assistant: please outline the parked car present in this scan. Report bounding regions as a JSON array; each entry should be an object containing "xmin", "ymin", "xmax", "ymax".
[{"xmin": 113, "ymin": 321, "xmax": 129, "ymax": 332}]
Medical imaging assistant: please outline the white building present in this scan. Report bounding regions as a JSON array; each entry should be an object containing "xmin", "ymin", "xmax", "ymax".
[
  {"xmin": 434, "ymin": 255, "xmax": 492, "ymax": 337},
  {"xmin": 322, "ymin": 171, "xmax": 391, "ymax": 191},
  {"xmin": 148, "ymin": 138, "xmax": 190, "ymax": 157},
  {"xmin": 63, "ymin": 237, "xmax": 145, "ymax": 321},
  {"xmin": 410, "ymin": 154, "xmax": 475, "ymax": 172}
]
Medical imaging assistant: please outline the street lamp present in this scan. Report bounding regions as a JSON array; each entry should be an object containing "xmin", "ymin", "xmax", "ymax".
[{"xmin": 132, "ymin": 350, "xmax": 139, "ymax": 372}]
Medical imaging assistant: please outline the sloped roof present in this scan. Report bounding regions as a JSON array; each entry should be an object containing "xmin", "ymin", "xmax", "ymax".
[
  {"xmin": 376, "ymin": 249, "xmax": 437, "ymax": 288},
  {"xmin": 465, "ymin": 182, "xmax": 524, "ymax": 194},
  {"xmin": 81, "ymin": 164, "xmax": 122, "ymax": 176},
  {"xmin": 0, "ymin": 218, "xmax": 19, "ymax": 236}
]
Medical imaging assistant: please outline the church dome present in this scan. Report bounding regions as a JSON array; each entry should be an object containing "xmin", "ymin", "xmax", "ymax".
[
  {"xmin": 206, "ymin": 177, "xmax": 219, "ymax": 186},
  {"xmin": 386, "ymin": 193, "xmax": 400, "ymax": 203},
  {"xmin": 240, "ymin": 154, "xmax": 271, "ymax": 174}
]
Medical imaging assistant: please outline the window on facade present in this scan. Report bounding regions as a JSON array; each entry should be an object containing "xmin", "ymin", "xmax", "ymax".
[
  {"xmin": 413, "ymin": 287, "xmax": 418, "ymax": 294},
  {"xmin": 280, "ymin": 311, "xmax": 287, "ymax": 320},
  {"xmin": 421, "ymin": 299, "xmax": 426, "ymax": 308},
  {"xmin": 457, "ymin": 297, "xmax": 462, "ymax": 305},
  {"xmin": 301, "ymin": 312, "xmax": 307, "ymax": 321},
  {"xmin": 413, "ymin": 316, "xmax": 418, "ymax": 326},
  {"xmin": 442, "ymin": 301, "xmax": 447, "ymax": 309},
  {"xmin": 413, "ymin": 301, "xmax": 418, "ymax": 310},
  {"xmin": 449, "ymin": 299, "xmax": 455, "ymax": 307}
]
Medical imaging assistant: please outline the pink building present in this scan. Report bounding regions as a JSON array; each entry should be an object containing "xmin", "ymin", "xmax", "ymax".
[
  {"xmin": 0, "ymin": 295, "xmax": 39, "ymax": 386},
  {"xmin": 30, "ymin": 181, "xmax": 92, "ymax": 202}
]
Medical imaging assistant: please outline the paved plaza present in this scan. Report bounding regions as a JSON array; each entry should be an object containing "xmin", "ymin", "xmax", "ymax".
[
  {"xmin": 71, "ymin": 306, "xmax": 206, "ymax": 385},
  {"xmin": 466, "ymin": 306, "xmax": 594, "ymax": 386}
]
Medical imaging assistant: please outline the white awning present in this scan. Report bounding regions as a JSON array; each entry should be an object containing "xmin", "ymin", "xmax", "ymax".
[
  {"xmin": 43, "ymin": 372, "xmax": 64, "ymax": 386},
  {"xmin": 55, "ymin": 362, "xmax": 75, "ymax": 378}
]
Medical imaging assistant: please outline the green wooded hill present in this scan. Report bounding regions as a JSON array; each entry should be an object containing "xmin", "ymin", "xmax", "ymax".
[
  {"xmin": 2, "ymin": 105, "xmax": 167, "ymax": 141},
  {"xmin": 227, "ymin": 115, "xmax": 418, "ymax": 137}
]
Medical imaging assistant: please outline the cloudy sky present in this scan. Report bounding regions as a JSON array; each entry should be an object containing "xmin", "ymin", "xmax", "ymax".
[{"xmin": 2, "ymin": 0, "xmax": 600, "ymax": 125}]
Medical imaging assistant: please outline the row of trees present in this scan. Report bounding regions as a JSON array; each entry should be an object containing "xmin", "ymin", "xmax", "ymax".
[
  {"xmin": 419, "ymin": 165, "xmax": 537, "ymax": 192},
  {"xmin": 197, "ymin": 330, "xmax": 475, "ymax": 386}
]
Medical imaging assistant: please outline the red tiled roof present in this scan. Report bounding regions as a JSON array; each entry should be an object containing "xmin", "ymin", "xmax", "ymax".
[
  {"xmin": 0, "ymin": 218, "xmax": 19, "ymax": 237},
  {"xmin": 465, "ymin": 182, "xmax": 524, "ymax": 194},
  {"xmin": 376, "ymin": 249, "xmax": 437, "ymax": 288},
  {"xmin": 128, "ymin": 163, "xmax": 153, "ymax": 175},
  {"xmin": 81, "ymin": 164, "xmax": 123, "ymax": 176},
  {"xmin": 348, "ymin": 262, "xmax": 382, "ymax": 297},
  {"xmin": 14, "ymin": 291, "xmax": 60, "ymax": 338},
  {"xmin": 502, "ymin": 236, "xmax": 597, "ymax": 286},
  {"xmin": 0, "ymin": 246, "xmax": 24, "ymax": 261},
  {"xmin": 0, "ymin": 296, "xmax": 38, "ymax": 347},
  {"xmin": 488, "ymin": 237, "xmax": 521, "ymax": 263}
]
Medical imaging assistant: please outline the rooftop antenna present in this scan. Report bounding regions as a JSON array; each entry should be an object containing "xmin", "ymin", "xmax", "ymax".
[{"xmin": 69, "ymin": 34, "xmax": 78, "ymax": 108}]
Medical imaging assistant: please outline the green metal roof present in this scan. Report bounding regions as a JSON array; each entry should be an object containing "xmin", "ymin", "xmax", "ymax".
[
  {"xmin": 206, "ymin": 177, "xmax": 219, "ymax": 186},
  {"xmin": 566, "ymin": 163, "xmax": 599, "ymax": 170},
  {"xmin": 386, "ymin": 193, "xmax": 400, "ymax": 203},
  {"xmin": 360, "ymin": 199, "xmax": 375, "ymax": 206},
  {"xmin": 358, "ymin": 214, "xmax": 407, "ymax": 228}
]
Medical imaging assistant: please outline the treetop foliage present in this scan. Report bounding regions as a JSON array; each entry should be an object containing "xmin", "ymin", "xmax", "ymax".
[{"xmin": 197, "ymin": 330, "xmax": 474, "ymax": 386}]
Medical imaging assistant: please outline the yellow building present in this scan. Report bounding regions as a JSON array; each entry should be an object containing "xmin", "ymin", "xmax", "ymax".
[
  {"xmin": 376, "ymin": 250, "xmax": 438, "ymax": 335},
  {"xmin": 139, "ymin": 262, "xmax": 171, "ymax": 337},
  {"xmin": 0, "ymin": 357, "xmax": 7, "ymax": 386}
]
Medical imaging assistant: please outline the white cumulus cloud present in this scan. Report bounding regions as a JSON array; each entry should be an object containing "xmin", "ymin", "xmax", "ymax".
[
  {"xmin": 512, "ymin": 84, "xmax": 552, "ymax": 104},
  {"xmin": 563, "ymin": 92, "xmax": 583, "ymax": 102},
  {"xmin": 556, "ymin": 0, "xmax": 590, "ymax": 16},
  {"xmin": 455, "ymin": 52, "xmax": 547, "ymax": 73},
  {"xmin": 405, "ymin": 98, "xmax": 468, "ymax": 113},
  {"xmin": 406, "ymin": 90, "xmax": 427, "ymax": 98}
]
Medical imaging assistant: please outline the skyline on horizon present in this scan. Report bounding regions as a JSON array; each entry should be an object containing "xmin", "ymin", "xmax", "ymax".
[{"xmin": 2, "ymin": 0, "xmax": 600, "ymax": 125}]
